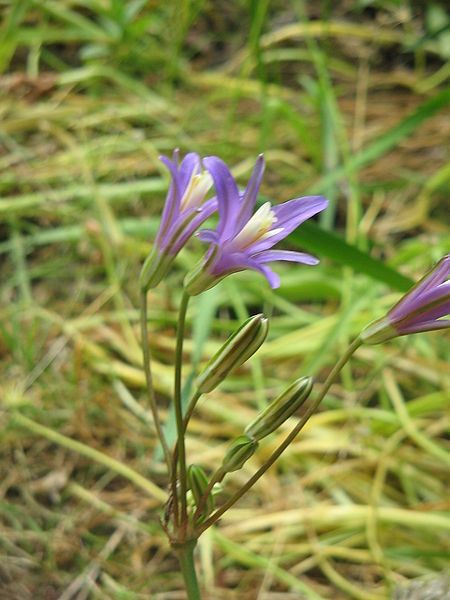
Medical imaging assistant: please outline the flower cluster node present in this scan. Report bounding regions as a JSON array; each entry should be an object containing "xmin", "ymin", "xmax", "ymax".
[{"xmin": 187, "ymin": 465, "xmax": 214, "ymax": 521}]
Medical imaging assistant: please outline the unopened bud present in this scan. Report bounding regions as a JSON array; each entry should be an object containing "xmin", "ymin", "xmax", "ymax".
[
  {"xmin": 196, "ymin": 315, "xmax": 268, "ymax": 393},
  {"xmin": 187, "ymin": 465, "xmax": 214, "ymax": 518},
  {"xmin": 245, "ymin": 376, "xmax": 313, "ymax": 441},
  {"xmin": 361, "ymin": 254, "xmax": 450, "ymax": 344},
  {"xmin": 220, "ymin": 435, "xmax": 258, "ymax": 474}
]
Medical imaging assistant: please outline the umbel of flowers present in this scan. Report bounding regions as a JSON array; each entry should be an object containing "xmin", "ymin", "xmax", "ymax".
[{"xmin": 140, "ymin": 150, "xmax": 450, "ymax": 599}]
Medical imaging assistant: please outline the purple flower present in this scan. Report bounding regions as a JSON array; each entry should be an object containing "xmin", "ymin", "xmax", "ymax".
[
  {"xmin": 361, "ymin": 255, "xmax": 450, "ymax": 344},
  {"xmin": 184, "ymin": 155, "xmax": 328, "ymax": 295},
  {"xmin": 140, "ymin": 150, "xmax": 216, "ymax": 290}
]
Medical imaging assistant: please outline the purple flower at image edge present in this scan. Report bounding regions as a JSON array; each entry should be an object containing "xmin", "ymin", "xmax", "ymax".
[
  {"xmin": 140, "ymin": 150, "xmax": 216, "ymax": 290},
  {"xmin": 362, "ymin": 254, "xmax": 450, "ymax": 344},
  {"xmin": 184, "ymin": 155, "xmax": 328, "ymax": 295}
]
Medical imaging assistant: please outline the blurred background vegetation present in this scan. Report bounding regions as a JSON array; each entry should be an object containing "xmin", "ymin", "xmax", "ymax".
[{"xmin": 0, "ymin": 1, "xmax": 449, "ymax": 598}]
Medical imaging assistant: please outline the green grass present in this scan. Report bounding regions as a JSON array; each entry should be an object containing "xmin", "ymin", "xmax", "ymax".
[{"xmin": 0, "ymin": 1, "xmax": 449, "ymax": 598}]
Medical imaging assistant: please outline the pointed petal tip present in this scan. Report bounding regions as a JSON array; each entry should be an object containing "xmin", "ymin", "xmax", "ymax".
[
  {"xmin": 253, "ymin": 153, "xmax": 265, "ymax": 172},
  {"xmin": 269, "ymin": 278, "xmax": 281, "ymax": 289},
  {"xmin": 203, "ymin": 155, "xmax": 224, "ymax": 167},
  {"xmin": 181, "ymin": 151, "xmax": 201, "ymax": 163},
  {"xmin": 308, "ymin": 195, "xmax": 329, "ymax": 210},
  {"xmin": 202, "ymin": 155, "xmax": 234, "ymax": 178},
  {"xmin": 159, "ymin": 154, "xmax": 175, "ymax": 169},
  {"xmin": 264, "ymin": 267, "xmax": 280, "ymax": 289},
  {"xmin": 438, "ymin": 254, "xmax": 450, "ymax": 271},
  {"xmin": 167, "ymin": 148, "xmax": 180, "ymax": 165}
]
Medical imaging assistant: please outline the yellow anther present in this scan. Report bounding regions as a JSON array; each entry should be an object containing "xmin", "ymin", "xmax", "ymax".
[
  {"xmin": 180, "ymin": 172, "xmax": 213, "ymax": 212},
  {"xmin": 233, "ymin": 202, "xmax": 279, "ymax": 249}
]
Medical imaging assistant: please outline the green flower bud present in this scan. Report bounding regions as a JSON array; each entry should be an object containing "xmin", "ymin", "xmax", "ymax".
[
  {"xmin": 196, "ymin": 315, "xmax": 269, "ymax": 393},
  {"xmin": 220, "ymin": 435, "xmax": 258, "ymax": 474},
  {"xmin": 245, "ymin": 376, "xmax": 313, "ymax": 441},
  {"xmin": 187, "ymin": 465, "xmax": 214, "ymax": 519}
]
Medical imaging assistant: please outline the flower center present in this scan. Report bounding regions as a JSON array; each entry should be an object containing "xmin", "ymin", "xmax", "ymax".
[
  {"xmin": 180, "ymin": 172, "xmax": 213, "ymax": 212},
  {"xmin": 233, "ymin": 202, "xmax": 281, "ymax": 249}
]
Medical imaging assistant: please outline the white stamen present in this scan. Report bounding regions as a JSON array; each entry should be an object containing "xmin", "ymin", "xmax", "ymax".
[
  {"xmin": 233, "ymin": 202, "xmax": 280, "ymax": 249},
  {"xmin": 180, "ymin": 172, "xmax": 213, "ymax": 212}
]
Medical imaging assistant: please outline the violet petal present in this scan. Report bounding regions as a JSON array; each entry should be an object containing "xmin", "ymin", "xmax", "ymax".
[
  {"xmin": 400, "ymin": 319, "xmax": 450, "ymax": 334},
  {"xmin": 273, "ymin": 196, "xmax": 329, "ymax": 233},
  {"xmin": 178, "ymin": 152, "xmax": 201, "ymax": 192},
  {"xmin": 236, "ymin": 155, "xmax": 265, "ymax": 230},
  {"xmin": 254, "ymin": 249, "xmax": 319, "ymax": 265},
  {"xmin": 203, "ymin": 156, "xmax": 240, "ymax": 240},
  {"xmin": 171, "ymin": 198, "xmax": 218, "ymax": 254},
  {"xmin": 391, "ymin": 281, "xmax": 450, "ymax": 322}
]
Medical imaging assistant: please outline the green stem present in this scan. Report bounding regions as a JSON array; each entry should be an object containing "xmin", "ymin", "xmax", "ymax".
[
  {"xmin": 183, "ymin": 391, "xmax": 202, "ymax": 431},
  {"xmin": 171, "ymin": 390, "xmax": 202, "ymax": 491},
  {"xmin": 198, "ymin": 336, "xmax": 362, "ymax": 534},
  {"xmin": 175, "ymin": 540, "xmax": 201, "ymax": 599},
  {"xmin": 140, "ymin": 290, "xmax": 172, "ymax": 474},
  {"xmin": 174, "ymin": 291, "xmax": 190, "ymax": 536}
]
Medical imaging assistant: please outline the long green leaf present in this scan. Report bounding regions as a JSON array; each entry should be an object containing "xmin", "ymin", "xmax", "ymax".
[{"xmin": 290, "ymin": 221, "xmax": 413, "ymax": 292}]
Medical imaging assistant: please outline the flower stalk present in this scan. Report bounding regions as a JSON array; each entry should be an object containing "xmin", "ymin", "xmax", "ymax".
[
  {"xmin": 173, "ymin": 291, "xmax": 191, "ymax": 537},
  {"xmin": 197, "ymin": 336, "xmax": 362, "ymax": 534},
  {"xmin": 140, "ymin": 290, "xmax": 172, "ymax": 474},
  {"xmin": 174, "ymin": 540, "xmax": 201, "ymax": 600}
]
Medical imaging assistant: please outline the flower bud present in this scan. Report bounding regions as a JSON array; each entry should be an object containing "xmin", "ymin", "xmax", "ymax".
[
  {"xmin": 196, "ymin": 314, "xmax": 269, "ymax": 393},
  {"xmin": 140, "ymin": 150, "xmax": 216, "ymax": 291},
  {"xmin": 187, "ymin": 465, "xmax": 214, "ymax": 518},
  {"xmin": 361, "ymin": 255, "xmax": 450, "ymax": 344},
  {"xmin": 220, "ymin": 435, "xmax": 258, "ymax": 474},
  {"xmin": 245, "ymin": 376, "xmax": 313, "ymax": 441}
]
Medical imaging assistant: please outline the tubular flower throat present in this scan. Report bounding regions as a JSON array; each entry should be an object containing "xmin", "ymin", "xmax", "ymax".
[
  {"xmin": 140, "ymin": 150, "xmax": 215, "ymax": 290},
  {"xmin": 362, "ymin": 254, "xmax": 450, "ymax": 344},
  {"xmin": 184, "ymin": 154, "xmax": 328, "ymax": 295}
]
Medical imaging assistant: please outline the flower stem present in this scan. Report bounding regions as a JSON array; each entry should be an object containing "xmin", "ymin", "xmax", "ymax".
[
  {"xmin": 140, "ymin": 290, "xmax": 172, "ymax": 475},
  {"xmin": 183, "ymin": 391, "xmax": 202, "ymax": 431},
  {"xmin": 198, "ymin": 336, "xmax": 362, "ymax": 534},
  {"xmin": 171, "ymin": 390, "xmax": 202, "ymax": 487},
  {"xmin": 175, "ymin": 540, "xmax": 201, "ymax": 599},
  {"xmin": 174, "ymin": 291, "xmax": 190, "ymax": 536}
]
